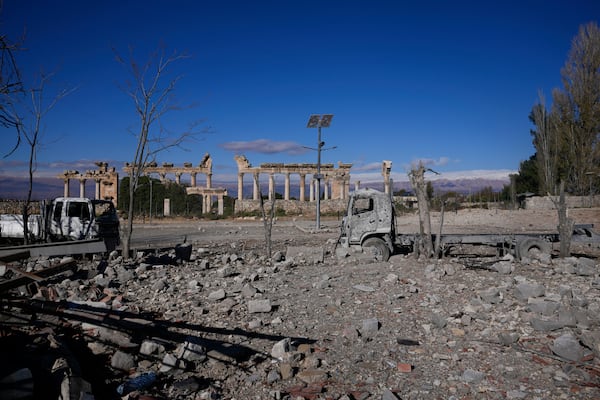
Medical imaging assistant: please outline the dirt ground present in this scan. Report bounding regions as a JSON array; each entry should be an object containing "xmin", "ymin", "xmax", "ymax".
[
  {"xmin": 3, "ymin": 206, "xmax": 600, "ymax": 400},
  {"xmin": 130, "ymin": 206, "xmax": 600, "ymax": 251}
]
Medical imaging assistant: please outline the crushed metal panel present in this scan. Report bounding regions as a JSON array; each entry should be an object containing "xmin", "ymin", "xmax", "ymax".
[{"xmin": 0, "ymin": 239, "xmax": 106, "ymax": 259}]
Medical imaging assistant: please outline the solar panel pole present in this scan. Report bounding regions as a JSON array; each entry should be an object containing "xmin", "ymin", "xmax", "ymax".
[{"xmin": 307, "ymin": 114, "xmax": 333, "ymax": 230}]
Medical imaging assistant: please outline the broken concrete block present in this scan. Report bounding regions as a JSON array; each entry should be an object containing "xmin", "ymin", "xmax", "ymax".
[
  {"xmin": 551, "ymin": 333, "xmax": 585, "ymax": 361},
  {"xmin": 286, "ymin": 246, "xmax": 324, "ymax": 264},
  {"xmin": 491, "ymin": 260, "xmax": 513, "ymax": 274},
  {"xmin": 461, "ymin": 368, "xmax": 485, "ymax": 383},
  {"xmin": 208, "ymin": 288, "xmax": 226, "ymax": 300},
  {"xmin": 296, "ymin": 369, "xmax": 328, "ymax": 384},
  {"xmin": 140, "ymin": 340, "xmax": 165, "ymax": 356},
  {"xmin": 176, "ymin": 340, "xmax": 207, "ymax": 363},
  {"xmin": 361, "ymin": 318, "xmax": 380, "ymax": 335},
  {"xmin": 530, "ymin": 318, "xmax": 565, "ymax": 332},
  {"xmin": 382, "ymin": 389, "xmax": 402, "ymax": 399},
  {"xmin": 514, "ymin": 282, "xmax": 545, "ymax": 301},
  {"xmin": 271, "ymin": 338, "xmax": 291, "ymax": 360},
  {"xmin": 248, "ymin": 299, "xmax": 272, "ymax": 313},
  {"xmin": 111, "ymin": 350, "xmax": 135, "ymax": 371}
]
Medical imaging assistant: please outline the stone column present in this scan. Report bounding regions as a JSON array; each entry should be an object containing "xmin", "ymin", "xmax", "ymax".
[
  {"xmin": 217, "ymin": 194, "xmax": 224, "ymax": 215},
  {"xmin": 237, "ymin": 173, "xmax": 244, "ymax": 200},
  {"xmin": 344, "ymin": 178, "xmax": 350, "ymax": 199},
  {"xmin": 299, "ymin": 174, "xmax": 306, "ymax": 202},
  {"xmin": 253, "ymin": 172, "xmax": 260, "ymax": 201},
  {"xmin": 268, "ymin": 174, "xmax": 275, "ymax": 201},
  {"xmin": 354, "ymin": 181, "xmax": 360, "ymax": 191},
  {"xmin": 191, "ymin": 173, "xmax": 197, "ymax": 187},
  {"xmin": 175, "ymin": 173, "xmax": 182, "ymax": 185},
  {"xmin": 207, "ymin": 173, "xmax": 212, "ymax": 188},
  {"xmin": 95, "ymin": 179, "xmax": 101, "ymax": 199},
  {"xmin": 284, "ymin": 173, "xmax": 290, "ymax": 200},
  {"xmin": 309, "ymin": 178, "xmax": 315, "ymax": 202},
  {"xmin": 324, "ymin": 180, "xmax": 329, "ymax": 200},
  {"xmin": 164, "ymin": 198, "xmax": 171, "ymax": 216},
  {"xmin": 79, "ymin": 179, "xmax": 86, "ymax": 198},
  {"xmin": 382, "ymin": 160, "xmax": 392, "ymax": 195},
  {"xmin": 159, "ymin": 172, "xmax": 167, "ymax": 183},
  {"xmin": 203, "ymin": 194, "xmax": 209, "ymax": 214},
  {"xmin": 63, "ymin": 179, "xmax": 70, "ymax": 197}
]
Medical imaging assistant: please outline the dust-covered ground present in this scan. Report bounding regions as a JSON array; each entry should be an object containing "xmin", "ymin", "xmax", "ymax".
[{"xmin": 2, "ymin": 207, "xmax": 600, "ymax": 399}]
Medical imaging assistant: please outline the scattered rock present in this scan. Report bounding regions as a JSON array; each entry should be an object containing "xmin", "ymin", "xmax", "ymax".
[{"xmin": 2, "ymin": 214, "xmax": 600, "ymax": 399}]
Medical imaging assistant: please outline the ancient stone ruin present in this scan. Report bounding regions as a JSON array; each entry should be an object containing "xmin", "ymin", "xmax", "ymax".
[
  {"xmin": 56, "ymin": 155, "xmax": 395, "ymax": 216},
  {"xmin": 58, "ymin": 161, "xmax": 119, "ymax": 202},
  {"xmin": 122, "ymin": 153, "xmax": 228, "ymax": 216}
]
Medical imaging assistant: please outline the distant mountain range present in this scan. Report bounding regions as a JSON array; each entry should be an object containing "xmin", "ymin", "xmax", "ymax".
[{"xmin": 0, "ymin": 175, "xmax": 510, "ymax": 201}]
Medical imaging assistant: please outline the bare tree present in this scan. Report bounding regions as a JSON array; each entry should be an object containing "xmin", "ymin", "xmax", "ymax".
[
  {"xmin": 550, "ymin": 180, "xmax": 574, "ymax": 258},
  {"xmin": 1, "ymin": 24, "xmax": 24, "ymax": 153},
  {"xmin": 409, "ymin": 162, "xmax": 433, "ymax": 258},
  {"xmin": 551, "ymin": 22, "xmax": 600, "ymax": 194},
  {"xmin": 7, "ymin": 72, "xmax": 74, "ymax": 243},
  {"xmin": 434, "ymin": 199, "xmax": 445, "ymax": 258},
  {"xmin": 115, "ymin": 46, "xmax": 199, "ymax": 257},
  {"xmin": 529, "ymin": 91, "xmax": 559, "ymax": 195},
  {"xmin": 259, "ymin": 191, "xmax": 277, "ymax": 261}
]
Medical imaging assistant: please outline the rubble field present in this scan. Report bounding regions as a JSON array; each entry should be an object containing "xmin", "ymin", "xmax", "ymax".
[{"xmin": 1, "ymin": 207, "xmax": 600, "ymax": 400}]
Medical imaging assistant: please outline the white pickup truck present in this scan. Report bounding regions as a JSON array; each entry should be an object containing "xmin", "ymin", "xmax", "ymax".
[{"xmin": 0, "ymin": 197, "xmax": 120, "ymax": 249}]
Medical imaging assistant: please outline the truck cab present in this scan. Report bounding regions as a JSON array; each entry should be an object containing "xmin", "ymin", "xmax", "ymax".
[
  {"xmin": 339, "ymin": 189, "xmax": 396, "ymax": 260},
  {"xmin": 46, "ymin": 197, "xmax": 120, "ymax": 249}
]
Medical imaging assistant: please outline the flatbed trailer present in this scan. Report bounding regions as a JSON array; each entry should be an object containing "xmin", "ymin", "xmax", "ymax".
[
  {"xmin": 392, "ymin": 231, "xmax": 557, "ymax": 259},
  {"xmin": 338, "ymin": 188, "xmax": 598, "ymax": 261}
]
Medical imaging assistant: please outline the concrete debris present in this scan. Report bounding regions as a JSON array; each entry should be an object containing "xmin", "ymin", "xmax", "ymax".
[
  {"xmin": 550, "ymin": 333, "xmax": 586, "ymax": 362},
  {"xmin": 1, "ymin": 218, "xmax": 600, "ymax": 399}
]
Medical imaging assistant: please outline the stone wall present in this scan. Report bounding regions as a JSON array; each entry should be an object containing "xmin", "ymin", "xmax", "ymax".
[
  {"xmin": 0, "ymin": 200, "xmax": 42, "ymax": 214},
  {"xmin": 235, "ymin": 199, "xmax": 348, "ymax": 216},
  {"xmin": 524, "ymin": 195, "xmax": 600, "ymax": 210}
]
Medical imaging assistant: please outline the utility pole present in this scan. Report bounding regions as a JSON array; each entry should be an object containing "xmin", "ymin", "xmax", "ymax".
[
  {"xmin": 149, "ymin": 178, "xmax": 153, "ymax": 222},
  {"xmin": 306, "ymin": 114, "xmax": 334, "ymax": 230}
]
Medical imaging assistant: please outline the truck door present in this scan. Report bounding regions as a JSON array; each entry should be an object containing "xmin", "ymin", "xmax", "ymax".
[
  {"xmin": 345, "ymin": 195, "xmax": 379, "ymax": 243},
  {"xmin": 49, "ymin": 200, "xmax": 64, "ymax": 239},
  {"xmin": 63, "ymin": 200, "xmax": 92, "ymax": 240}
]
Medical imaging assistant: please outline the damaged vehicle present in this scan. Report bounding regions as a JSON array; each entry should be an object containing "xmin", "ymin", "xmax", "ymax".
[
  {"xmin": 0, "ymin": 197, "xmax": 120, "ymax": 250},
  {"xmin": 338, "ymin": 188, "xmax": 599, "ymax": 261}
]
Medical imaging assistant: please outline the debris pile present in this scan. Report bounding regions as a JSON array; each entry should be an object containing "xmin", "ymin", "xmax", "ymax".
[{"xmin": 1, "ymin": 227, "xmax": 600, "ymax": 399}]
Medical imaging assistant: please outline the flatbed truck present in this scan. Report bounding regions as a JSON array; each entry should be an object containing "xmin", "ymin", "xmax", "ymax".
[{"xmin": 337, "ymin": 188, "xmax": 599, "ymax": 261}]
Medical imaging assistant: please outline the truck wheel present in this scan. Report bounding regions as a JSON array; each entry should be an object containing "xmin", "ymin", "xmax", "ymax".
[
  {"xmin": 363, "ymin": 237, "xmax": 390, "ymax": 262},
  {"xmin": 517, "ymin": 238, "xmax": 551, "ymax": 260}
]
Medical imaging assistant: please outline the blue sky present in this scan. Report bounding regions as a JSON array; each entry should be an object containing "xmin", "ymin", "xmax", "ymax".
[{"xmin": 1, "ymin": 0, "xmax": 599, "ymax": 188}]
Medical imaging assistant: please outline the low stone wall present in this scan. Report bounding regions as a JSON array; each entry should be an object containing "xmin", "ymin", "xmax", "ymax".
[
  {"xmin": 524, "ymin": 195, "xmax": 600, "ymax": 210},
  {"xmin": 0, "ymin": 200, "xmax": 42, "ymax": 214},
  {"xmin": 234, "ymin": 199, "xmax": 348, "ymax": 216}
]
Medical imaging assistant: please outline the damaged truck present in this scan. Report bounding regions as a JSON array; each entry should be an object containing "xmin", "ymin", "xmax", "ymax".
[
  {"xmin": 337, "ymin": 188, "xmax": 600, "ymax": 262},
  {"xmin": 0, "ymin": 197, "xmax": 120, "ymax": 251}
]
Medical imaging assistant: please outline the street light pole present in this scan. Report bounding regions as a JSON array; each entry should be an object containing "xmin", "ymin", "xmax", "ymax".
[
  {"xmin": 307, "ymin": 114, "xmax": 334, "ymax": 230},
  {"xmin": 149, "ymin": 178, "xmax": 153, "ymax": 222},
  {"xmin": 317, "ymin": 124, "xmax": 322, "ymax": 230}
]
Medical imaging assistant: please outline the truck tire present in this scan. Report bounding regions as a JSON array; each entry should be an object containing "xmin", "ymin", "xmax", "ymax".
[
  {"xmin": 517, "ymin": 238, "xmax": 551, "ymax": 260},
  {"xmin": 363, "ymin": 237, "xmax": 390, "ymax": 262}
]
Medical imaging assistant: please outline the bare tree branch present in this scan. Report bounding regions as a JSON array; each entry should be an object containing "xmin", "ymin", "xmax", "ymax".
[
  {"xmin": 115, "ymin": 45, "xmax": 201, "ymax": 258},
  {"xmin": 1, "ymin": 30, "xmax": 25, "ymax": 156},
  {"xmin": 5, "ymin": 70, "xmax": 74, "ymax": 243}
]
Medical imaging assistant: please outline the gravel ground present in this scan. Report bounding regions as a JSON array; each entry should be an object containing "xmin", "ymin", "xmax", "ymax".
[{"xmin": 2, "ymin": 207, "xmax": 600, "ymax": 399}]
